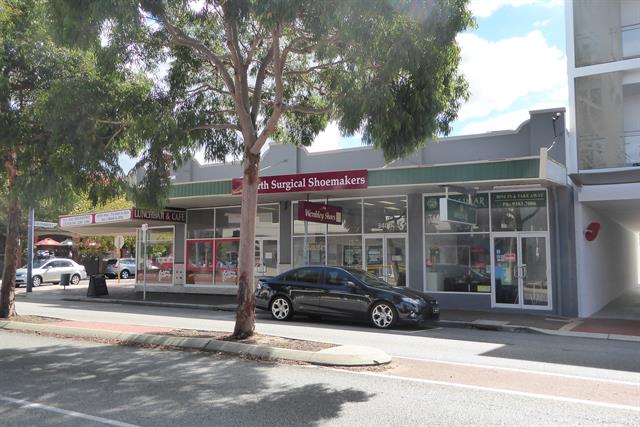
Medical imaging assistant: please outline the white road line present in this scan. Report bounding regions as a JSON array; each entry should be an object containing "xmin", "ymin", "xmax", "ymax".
[
  {"xmin": 323, "ymin": 368, "xmax": 640, "ymax": 412},
  {"xmin": 393, "ymin": 356, "xmax": 640, "ymax": 386},
  {"xmin": 0, "ymin": 396, "xmax": 138, "ymax": 427}
]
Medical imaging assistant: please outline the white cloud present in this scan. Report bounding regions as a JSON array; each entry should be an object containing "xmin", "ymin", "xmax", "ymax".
[
  {"xmin": 456, "ymin": 30, "xmax": 567, "ymax": 121},
  {"xmin": 469, "ymin": 0, "xmax": 562, "ymax": 18},
  {"xmin": 307, "ymin": 122, "xmax": 342, "ymax": 152},
  {"xmin": 534, "ymin": 19, "xmax": 552, "ymax": 27},
  {"xmin": 460, "ymin": 98, "xmax": 568, "ymax": 135}
]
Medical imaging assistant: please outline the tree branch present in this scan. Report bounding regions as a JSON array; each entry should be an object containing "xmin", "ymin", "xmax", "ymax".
[
  {"xmin": 284, "ymin": 61, "xmax": 345, "ymax": 76},
  {"xmin": 189, "ymin": 123, "xmax": 240, "ymax": 132},
  {"xmin": 250, "ymin": 44, "xmax": 273, "ymax": 125},
  {"xmin": 252, "ymin": 25, "xmax": 284, "ymax": 155},
  {"xmin": 162, "ymin": 20, "xmax": 236, "ymax": 96},
  {"xmin": 283, "ymin": 104, "xmax": 331, "ymax": 114}
]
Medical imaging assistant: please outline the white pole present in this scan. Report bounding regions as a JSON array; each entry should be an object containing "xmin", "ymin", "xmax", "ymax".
[{"xmin": 141, "ymin": 224, "xmax": 148, "ymax": 301}]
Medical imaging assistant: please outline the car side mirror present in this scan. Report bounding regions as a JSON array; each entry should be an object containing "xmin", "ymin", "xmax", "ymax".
[{"xmin": 346, "ymin": 281, "xmax": 358, "ymax": 289}]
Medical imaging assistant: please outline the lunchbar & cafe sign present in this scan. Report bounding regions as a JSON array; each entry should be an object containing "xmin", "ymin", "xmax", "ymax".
[
  {"xmin": 297, "ymin": 201, "xmax": 343, "ymax": 225},
  {"xmin": 232, "ymin": 169, "xmax": 368, "ymax": 195},
  {"xmin": 59, "ymin": 208, "xmax": 186, "ymax": 227}
]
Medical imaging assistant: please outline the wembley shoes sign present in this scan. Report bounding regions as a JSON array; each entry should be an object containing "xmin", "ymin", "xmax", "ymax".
[{"xmin": 232, "ymin": 170, "xmax": 368, "ymax": 195}]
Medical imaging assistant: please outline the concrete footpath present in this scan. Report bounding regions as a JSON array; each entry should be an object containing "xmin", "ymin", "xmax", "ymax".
[
  {"xmin": 0, "ymin": 318, "xmax": 391, "ymax": 367},
  {"xmin": 14, "ymin": 280, "xmax": 640, "ymax": 343}
]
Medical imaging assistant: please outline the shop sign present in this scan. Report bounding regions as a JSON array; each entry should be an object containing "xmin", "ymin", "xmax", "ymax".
[
  {"xmin": 297, "ymin": 201, "xmax": 342, "ymax": 225},
  {"xmin": 95, "ymin": 209, "xmax": 132, "ymax": 224},
  {"xmin": 491, "ymin": 191, "xmax": 546, "ymax": 208},
  {"xmin": 59, "ymin": 214, "xmax": 93, "ymax": 227},
  {"xmin": 34, "ymin": 221, "xmax": 57, "ymax": 229},
  {"xmin": 439, "ymin": 198, "xmax": 477, "ymax": 226},
  {"xmin": 132, "ymin": 209, "xmax": 187, "ymax": 223},
  {"xmin": 425, "ymin": 193, "xmax": 488, "ymax": 212},
  {"xmin": 231, "ymin": 169, "xmax": 368, "ymax": 195}
]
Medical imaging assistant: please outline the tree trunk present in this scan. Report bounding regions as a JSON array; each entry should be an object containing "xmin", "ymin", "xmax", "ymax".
[
  {"xmin": 232, "ymin": 148, "xmax": 260, "ymax": 339},
  {"xmin": 0, "ymin": 152, "xmax": 21, "ymax": 319}
]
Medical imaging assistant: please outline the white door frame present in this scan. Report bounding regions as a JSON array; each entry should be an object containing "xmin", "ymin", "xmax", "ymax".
[{"xmin": 491, "ymin": 231, "xmax": 552, "ymax": 310}]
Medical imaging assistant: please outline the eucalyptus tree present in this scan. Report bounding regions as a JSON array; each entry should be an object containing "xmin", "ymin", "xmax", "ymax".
[
  {"xmin": 0, "ymin": 0, "xmax": 150, "ymax": 317},
  {"xmin": 51, "ymin": 0, "xmax": 473, "ymax": 338}
]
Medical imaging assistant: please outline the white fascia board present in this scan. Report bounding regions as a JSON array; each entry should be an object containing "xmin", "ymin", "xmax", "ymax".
[{"xmin": 577, "ymin": 182, "xmax": 640, "ymax": 202}]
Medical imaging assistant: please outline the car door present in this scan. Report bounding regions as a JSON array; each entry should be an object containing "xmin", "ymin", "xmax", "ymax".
[
  {"xmin": 316, "ymin": 268, "xmax": 371, "ymax": 320},
  {"xmin": 285, "ymin": 267, "xmax": 324, "ymax": 314},
  {"xmin": 43, "ymin": 261, "xmax": 63, "ymax": 282},
  {"xmin": 59, "ymin": 260, "xmax": 76, "ymax": 278}
]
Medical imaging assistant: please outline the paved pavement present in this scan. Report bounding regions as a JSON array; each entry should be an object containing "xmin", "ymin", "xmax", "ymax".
[
  {"xmin": 15, "ymin": 280, "xmax": 640, "ymax": 340},
  {"xmin": 1, "ymin": 331, "xmax": 638, "ymax": 426}
]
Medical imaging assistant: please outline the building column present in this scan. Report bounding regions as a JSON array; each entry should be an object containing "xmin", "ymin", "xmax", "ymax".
[{"xmin": 407, "ymin": 193, "xmax": 424, "ymax": 291}]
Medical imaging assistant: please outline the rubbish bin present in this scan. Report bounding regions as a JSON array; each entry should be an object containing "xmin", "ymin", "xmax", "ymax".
[
  {"xmin": 87, "ymin": 274, "xmax": 109, "ymax": 297},
  {"xmin": 60, "ymin": 273, "xmax": 71, "ymax": 288}
]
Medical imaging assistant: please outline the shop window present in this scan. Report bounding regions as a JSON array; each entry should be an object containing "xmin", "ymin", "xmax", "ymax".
[
  {"xmin": 256, "ymin": 204, "xmax": 280, "ymax": 237},
  {"xmin": 425, "ymin": 234, "xmax": 491, "ymax": 293},
  {"xmin": 215, "ymin": 207, "xmax": 241, "ymax": 238},
  {"xmin": 215, "ymin": 240, "xmax": 239, "ymax": 284},
  {"xmin": 490, "ymin": 191, "xmax": 548, "ymax": 232},
  {"xmin": 187, "ymin": 209, "xmax": 215, "ymax": 238},
  {"xmin": 327, "ymin": 235, "xmax": 363, "ymax": 269},
  {"xmin": 327, "ymin": 199, "xmax": 362, "ymax": 234},
  {"xmin": 363, "ymin": 197, "xmax": 407, "ymax": 233},
  {"xmin": 186, "ymin": 240, "xmax": 213, "ymax": 285},
  {"xmin": 293, "ymin": 236, "xmax": 326, "ymax": 267},
  {"xmin": 136, "ymin": 227, "xmax": 174, "ymax": 284},
  {"xmin": 424, "ymin": 194, "xmax": 489, "ymax": 233}
]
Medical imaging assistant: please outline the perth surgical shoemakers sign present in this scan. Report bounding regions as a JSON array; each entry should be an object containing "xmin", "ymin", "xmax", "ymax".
[{"xmin": 231, "ymin": 170, "xmax": 368, "ymax": 195}]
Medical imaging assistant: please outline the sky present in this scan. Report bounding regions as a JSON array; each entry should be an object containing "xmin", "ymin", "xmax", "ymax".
[
  {"xmin": 120, "ymin": 0, "xmax": 568, "ymax": 170},
  {"xmin": 307, "ymin": 0, "xmax": 567, "ymax": 153}
]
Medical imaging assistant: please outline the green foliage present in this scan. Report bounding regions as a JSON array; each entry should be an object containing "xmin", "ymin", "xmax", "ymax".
[
  {"xmin": 70, "ymin": 194, "xmax": 133, "ymax": 214},
  {"xmin": 49, "ymin": 0, "xmax": 474, "ymax": 172},
  {"xmin": 0, "ymin": 0, "xmax": 146, "ymax": 211}
]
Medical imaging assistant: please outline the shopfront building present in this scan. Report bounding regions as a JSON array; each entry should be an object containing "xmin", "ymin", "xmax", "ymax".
[{"xmin": 59, "ymin": 108, "xmax": 578, "ymax": 316}]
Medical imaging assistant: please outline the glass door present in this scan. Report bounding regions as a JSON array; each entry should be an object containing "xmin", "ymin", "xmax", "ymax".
[
  {"xmin": 493, "ymin": 235, "xmax": 520, "ymax": 305},
  {"xmin": 364, "ymin": 235, "xmax": 407, "ymax": 286},
  {"xmin": 364, "ymin": 237, "xmax": 384, "ymax": 279},
  {"xmin": 492, "ymin": 234, "xmax": 550, "ymax": 308},
  {"xmin": 255, "ymin": 239, "xmax": 278, "ymax": 277},
  {"xmin": 521, "ymin": 235, "xmax": 549, "ymax": 307}
]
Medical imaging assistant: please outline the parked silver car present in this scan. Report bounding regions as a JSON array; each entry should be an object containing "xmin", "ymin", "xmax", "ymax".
[
  {"xmin": 15, "ymin": 258, "xmax": 87, "ymax": 287},
  {"xmin": 104, "ymin": 258, "xmax": 136, "ymax": 279}
]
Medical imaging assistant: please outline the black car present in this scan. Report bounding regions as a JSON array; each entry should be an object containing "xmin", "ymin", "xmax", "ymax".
[{"xmin": 255, "ymin": 266, "xmax": 439, "ymax": 329}]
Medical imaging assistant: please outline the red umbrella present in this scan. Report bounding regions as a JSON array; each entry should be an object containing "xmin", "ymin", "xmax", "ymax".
[{"xmin": 36, "ymin": 237, "xmax": 61, "ymax": 246}]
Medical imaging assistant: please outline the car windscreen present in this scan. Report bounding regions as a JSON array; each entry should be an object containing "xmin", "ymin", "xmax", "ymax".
[{"xmin": 344, "ymin": 268, "xmax": 394, "ymax": 289}]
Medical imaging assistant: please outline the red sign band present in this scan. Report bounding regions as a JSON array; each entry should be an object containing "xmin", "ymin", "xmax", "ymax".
[{"xmin": 232, "ymin": 169, "xmax": 368, "ymax": 195}]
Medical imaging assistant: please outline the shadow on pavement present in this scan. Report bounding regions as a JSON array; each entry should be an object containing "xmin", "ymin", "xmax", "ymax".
[{"xmin": 0, "ymin": 334, "xmax": 372, "ymax": 426}]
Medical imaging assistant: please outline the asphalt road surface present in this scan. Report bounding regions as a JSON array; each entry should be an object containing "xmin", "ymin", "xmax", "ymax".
[{"xmin": 1, "ymin": 330, "xmax": 638, "ymax": 427}]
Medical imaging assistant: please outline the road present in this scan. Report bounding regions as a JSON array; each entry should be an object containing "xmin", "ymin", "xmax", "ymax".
[
  {"xmin": 4, "ymin": 292, "xmax": 639, "ymax": 425},
  {"xmin": 1, "ymin": 330, "xmax": 638, "ymax": 427}
]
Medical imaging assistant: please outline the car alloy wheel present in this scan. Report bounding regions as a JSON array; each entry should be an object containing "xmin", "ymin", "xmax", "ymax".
[
  {"xmin": 32, "ymin": 276, "xmax": 42, "ymax": 287},
  {"xmin": 71, "ymin": 274, "xmax": 81, "ymax": 285},
  {"xmin": 120, "ymin": 270, "xmax": 130, "ymax": 279},
  {"xmin": 371, "ymin": 302, "xmax": 396, "ymax": 328},
  {"xmin": 270, "ymin": 296, "xmax": 292, "ymax": 321}
]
